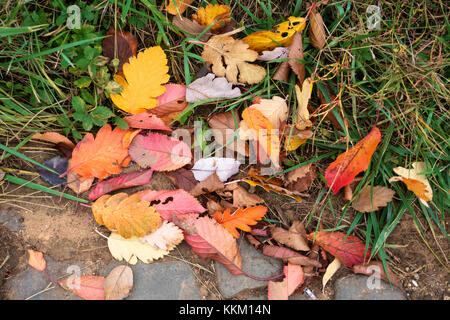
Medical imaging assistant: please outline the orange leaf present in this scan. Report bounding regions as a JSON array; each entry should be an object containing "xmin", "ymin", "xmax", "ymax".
[
  {"xmin": 325, "ymin": 126, "xmax": 381, "ymax": 194},
  {"xmin": 31, "ymin": 132, "xmax": 75, "ymax": 149},
  {"xmin": 27, "ymin": 249, "xmax": 46, "ymax": 272},
  {"xmin": 214, "ymin": 206, "xmax": 267, "ymax": 238},
  {"xmin": 192, "ymin": 4, "xmax": 231, "ymax": 32},
  {"xmin": 70, "ymin": 125, "xmax": 131, "ymax": 181},
  {"xmin": 61, "ymin": 275, "xmax": 105, "ymax": 300},
  {"xmin": 165, "ymin": 0, "xmax": 195, "ymax": 15}
]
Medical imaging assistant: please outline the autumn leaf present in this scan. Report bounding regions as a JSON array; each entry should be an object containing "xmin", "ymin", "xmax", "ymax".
[
  {"xmin": 294, "ymin": 78, "xmax": 313, "ymax": 130},
  {"xmin": 70, "ymin": 124, "xmax": 131, "ymax": 181},
  {"xmin": 243, "ymin": 16, "xmax": 306, "ymax": 52},
  {"xmin": 309, "ymin": 6, "xmax": 326, "ymax": 49},
  {"xmin": 104, "ymin": 265, "xmax": 133, "ymax": 300},
  {"xmin": 214, "ymin": 206, "xmax": 267, "ymax": 238},
  {"xmin": 353, "ymin": 261, "xmax": 400, "ymax": 287},
  {"xmin": 248, "ymin": 96, "xmax": 288, "ymax": 129},
  {"xmin": 172, "ymin": 15, "xmax": 212, "ymax": 42},
  {"xmin": 129, "ymin": 132, "xmax": 192, "ymax": 171},
  {"xmin": 322, "ymin": 258, "xmax": 341, "ymax": 289},
  {"xmin": 110, "ymin": 46, "xmax": 170, "ymax": 114},
  {"xmin": 192, "ymin": 157, "xmax": 240, "ymax": 182},
  {"xmin": 88, "ymin": 169, "xmax": 154, "ymax": 201},
  {"xmin": 27, "ymin": 249, "xmax": 46, "ymax": 272},
  {"xmin": 153, "ymin": 83, "xmax": 187, "ymax": 116},
  {"xmin": 257, "ymin": 47, "xmax": 289, "ymax": 61},
  {"xmin": 61, "ymin": 275, "xmax": 105, "ymax": 300},
  {"xmin": 307, "ymin": 231, "xmax": 371, "ymax": 267},
  {"xmin": 202, "ymin": 36, "xmax": 266, "ymax": 85},
  {"xmin": 242, "ymin": 176, "xmax": 303, "ymax": 203},
  {"xmin": 270, "ymin": 221, "xmax": 310, "ymax": 251},
  {"xmin": 186, "ymin": 73, "xmax": 241, "ymax": 103},
  {"xmin": 288, "ymin": 32, "xmax": 305, "ymax": 85},
  {"xmin": 140, "ymin": 221, "xmax": 184, "ymax": 250},
  {"xmin": 352, "ymin": 185, "xmax": 395, "ymax": 213},
  {"xmin": 284, "ymin": 163, "xmax": 316, "ymax": 192},
  {"xmin": 325, "ymin": 126, "xmax": 381, "ymax": 194},
  {"xmin": 67, "ymin": 159, "xmax": 94, "ymax": 194},
  {"xmin": 31, "ymin": 132, "xmax": 75, "ymax": 149},
  {"xmin": 225, "ymin": 182, "xmax": 264, "ymax": 208},
  {"xmin": 123, "ymin": 113, "xmax": 172, "ymax": 131},
  {"xmin": 389, "ymin": 161, "xmax": 432, "ymax": 206},
  {"xmin": 190, "ymin": 173, "xmax": 225, "ymax": 197},
  {"xmin": 262, "ymin": 245, "xmax": 322, "ymax": 267},
  {"xmin": 102, "ymin": 27, "xmax": 138, "ymax": 73},
  {"xmin": 283, "ymin": 127, "xmax": 313, "ymax": 151},
  {"xmin": 165, "ymin": 168, "xmax": 198, "ymax": 192},
  {"xmin": 165, "ymin": 0, "xmax": 195, "ymax": 15},
  {"xmin": 268, "ymin": 264, "xmax": 304, "ymax": 300},
  {"xmin": 92, "ymin": 193, "xmax": 162, "ymax": 238},
  {"xmin": 192, "ymin": 4, "xmax": 231, "ymax": 32},
  {"xmin": 108, "ymin": 232, "xmax": 171, "ymax": 265}
]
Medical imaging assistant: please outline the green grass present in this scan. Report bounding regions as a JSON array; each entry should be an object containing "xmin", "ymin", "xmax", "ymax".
[{"xmin": 0, "ymin": 0, "xmax": 448, "ymax": 275}]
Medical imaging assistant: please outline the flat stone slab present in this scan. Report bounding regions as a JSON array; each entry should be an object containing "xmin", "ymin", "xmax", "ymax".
[
  {"xmin": 0, "ymin": 211, "xmax": 24, "ymax": 232},
  {"xmin": 101, "ymin": 260, "xmax": 202, "ymax": 300},
  {"xmin": 215, "ymin": 238, "xmax": 283, "ymax": 298},
  {"xmin": 334, "ymin": 274, "xmax": 406, "ymax": 300}
]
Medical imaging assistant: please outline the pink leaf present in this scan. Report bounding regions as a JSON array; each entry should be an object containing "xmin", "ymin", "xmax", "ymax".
[
  {"xmin": 123, "ymin": 113, "xmax": 172, "ymax": 131},
  {"xmin": 268, "ymin": 264, "xmax": 304, "ymax": 300},
  {"xmin": 129, "ymin": 132, "xmax": 192, "ymax": 171},
  {"xmin": 61, "ymin": 275, "xmax": 105, "ymax": 300},
  {"xmin": 150, "ymin": 83, "xmax": 187, "ymax": 117},
  {"xmin": 138, "ymin": 189, "xmax": 205, "ymax": 221},
  {"xmin": 88, "ymin": 169, "xmax": 154, "ymax": 201}
]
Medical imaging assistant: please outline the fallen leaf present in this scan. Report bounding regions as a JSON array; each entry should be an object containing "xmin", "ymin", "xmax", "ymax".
[
  {"xmin": 88, "ymin": 169, "xmax": 153, "ymax": 201},
  {"xmin": 202, "ymin": 36, "xmax": 266, "ymax": 85},
  {"xmin": 268, "ymin": 264, "xmax": 304, "ymax": 300},
  {"xmin": 206, "ymin": 199, "xmax": 225, "ymax": 216},
  {"xmin": 129, "ymin": 132, "xmax": 192, "ymax": 171},
  {"xmin": 273, "ymin": 60, "xmax": 291, "ymax": 82},
  {"xmin": 61, "ymin": 275, "xmax": 105, "ymax": 300},
  {"xmin": 37, "ymin": 156, "xmax": 68, "ymax": 186},
  {"xmin": 70, "ymin": 124, "xmax": 131, "ymax": 181},
  {"xmin": 325, "ymin": 126, "xmax": 381, "ymax": 194},
  {"xmin": 108, "ymin": 232, "xmax": 170, "ymax": 265},
  {"xmin": 353, "ymin": 261, "xmax": 400, "ymax": 287},
  {"xmin": 284, "ymin": 127, "xmax": 313, "ymax": 152},
  {"xmin": 322, "ymin": 257, "xmax": 341, "ymax": 289},
  {"xmin": 284, "ymin": 164, "xmax": 316, "ymax": 192},
  {"xmin": 309, "ymin": 6, "xmax": 326, "ymax": 49},
  {"xmin": 249, "ymin": 96, "xmax": 288, "ymax": 129},
  {"xmin": 192, "ymin": 157, "xmax": 240, "ymax": 182},
  {"xmin": 307, "ymin": 231, "xmax": 371, "ymax": 267},
  {"xmin": 229, "ymin": 184, "xmax": 264, "ymax": 208},
  {"xmin": 110, "ymin": 46, "xmax": 170, "ymax": 114},
  {"xmin": 165, "ymin": 0, "xmax": 195, "ymax": 15},
  {"xmin": 316, "ymin": 83, "xmax": 343, "ymax": 131},
  {"xmin": 92, "ymin": 193, "xmax": 162, "ymax": 238},
  {"xmin": 31, "ymin": 132, "xmax": 75, "ymax": 149},
  {"xmin": 104, "ymin": 265, "xmax": 133, "ymax": 300},
  {"xmin": 165, "ymin": 168, "xmax": 197, "ymax": 192},
  {"xmin": 27, "ymin": 249, "xmax": 46, "ymax": 272},
  {"xmin": 102, "ymin": 27, "xmax": 138, "ymax": 73},
  {"xmin": 139, "ymin": 221, "xmax": 184, "ymax": 250},
  {"xmin": 124, "ymin": 113, "xmax": 172, "ymax": 131},
  {"xmin": 154, "ymin": 83, "xmax": 187, "ymax": 115},
  {"xmin": 294, "ymin": 78, "xmax": 313, "ymax": 130},
  {"xmin": 243, "ymin": 16, "xmax": 306, "ymax": 52},
  {"xmin": 270, "ymin": 221, "xmax": 310, "ymax": 251},
  {"xmin": 389, "ymin": 161, "xmax": 432, "ymax": 206},
  {"xmin": 172, "ymin": 15, "xmax": 212, "ymax": 42},
  {"xmin": 190, "ymin": 173, "xmax": 225, "ymax": 197},
  {"xmin": 242, "ymin": 178, "xmax": 303, "ymax": 203},
  {"xmin": 214, "ymin": 206, "xmax": 267, "ymax": 238},
  {"xmin": 67, "ymin": 159, "xmax": 94, "ymax": 194},
  {"xmin": 288, "ymin": 32, "xmax": 305, "ymax": 85},
  {"xmin": 192, "ymin": 4, "xmax": 231, "ymax": 32},
  {"xmin": 257, "ymin": 47, "xmax": 289, "ymax": 61},
  {"xmin": 352, "ymin": 185, "xmax": 395, "ymax": 213},
  {"xmin": 262, "ymin": 245, "xmax": 321, "ymax": 267},
  {"xmin": 138, "ymin": 189, "xmax": 206, "ymax": 221},
  {"xmin": 186, "ymin": 73, "xmax": 241, "ymax": 103},
  {"xmin": 177, "ymin": 215, "xmax": 243, "ymax": 275}
]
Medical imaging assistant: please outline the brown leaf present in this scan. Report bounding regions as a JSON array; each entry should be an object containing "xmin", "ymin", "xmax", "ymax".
[
  {"xmin": 352, "ymin": 186, "xmax": 395, "ymax": 213},
  {"xmin": 104, "ymin": 265, "xmax": 133, "ymax": 300},
  {"xmin": 273, "ymin": 60, "xmax": 290, "ymax": 82},
  {"xmin": 270, "ymin": 221, "xmax": 310, "ymax": 251},
  {"xmin": 285, "ymin": 164, "xmax": 316, "ymax": 192},
  {"xmin": 165, "ymin": 168, "xmax": 197, "ymax": 192},
  {"xmin": 316, "ymin": 85, "xmax": 343, "ymax": 131},
  {"xmin": 231, "ymin": 184, "xmax": 264, "ymax": 208},
  {"xmin": 102, "ymin": 28, "xmax": 138, "ymax": 73},
  {"xmin": 31, "ymin": 132, "xmax": 75, "ymax": 149},
  {"xmin": 353, "ymin": 261, "xmax": 401, "ymax": 288},
  {"xmin": 309, "ymin": 7, "xmax": 326, "ymax": 49},
  {"xmin": 288, "ymin": 32, "xmax": 305, "ymax": 85},
  {"xmin": 303, "ymin": 243, "xmax": 320, "ymax": 278},
  {"xmin": 172, "ymin": 15, "xmax": 211, "ymax": 42},
  {"xmin": 190, "ymin": 173, "xmax": 225, "ymax": 196},
  {"xmin": 206, "ymin": 199, "xmax": 225, "ymax": 216},
  {"xmin": 262, "ymin": 245, "xmax": 322, "ymax": 267},
  {"xmin": 66, "ymin": 159, "xmax": 94, "ymax": 194}
]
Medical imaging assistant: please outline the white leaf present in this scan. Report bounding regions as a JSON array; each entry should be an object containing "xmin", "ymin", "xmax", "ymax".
[
  {"xmin": 139, "ymin": 221, "xmax": 184, "ymax": 250},
  {"xmin": 192, "ymin": 157, "xmax": 241, "ymax": 182},
  {"xmin": 257, "ymin": 47, "xmax": 289, "ymax": 61},
  {"xmin": 186, "ymin": 73, "xmax": 241, "ymax": 103}
]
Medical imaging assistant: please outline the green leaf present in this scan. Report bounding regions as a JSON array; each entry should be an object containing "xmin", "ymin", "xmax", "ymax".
[
  {"xmin": 72, "ymin": 96, "xmax": 86, "ymax": 113},
  {"xmin": 82, "ymin": 116, "xmax": 93, "ymax": 131},
  {"xmin": 74, "ymin": 76, "xmax": 92, "ymax": 88},
  {"xmin": 91, "ymin": 106, "xmax": 113, "ymax": 119},
  {"xmin": 114, "ymin": 116, "xmax": 129, "ymax": 130}
]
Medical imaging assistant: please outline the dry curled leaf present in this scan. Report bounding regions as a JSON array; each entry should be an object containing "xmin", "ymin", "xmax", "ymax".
[
  {"xmin": 352, "ymin": 185, "xmax": 395, "ymax": 213},
  {"xmin": 67, "ymin": 159, "xmax": 94, "ymax": 194},
  {"xmin": 270, "ymin": 221, "xmax": 310, "ymax": 251},
  {"xmin": 214, "ymin": 206, "xmax": 267, "ymax": 238},
  {"xmin": 257, "ymin": 47, "xmax": 289, "ymax": 61},
  {"xmin": 288, "ymin": 32, "xmax": 305, "ymax": 85},
  {"xmin": 228, "ymin": 183, "xmax": 264, "ymax": 208},
  {"xmin": 202, "ymin": 36, "xmax": 266, "ymax": 85},
  {"xmin": 262, "ymin": 245, "xmax": 322, "ymax": 267},
  {"xmin": 104, "ymin": 265, "xmax": 133, "ymax": 300},
  {"xmin": 322, "ymin": 258, "xmax": 341, "ymax": 289},
  {"xmin": 192, "ymin": 4, "xmax": 231, "ymax": 32},
  {"xmin": 190, "ymin": 173, "xmax": 225, "ymax": 197},
  {"xmin": 284, "ymin": 164, "xmax": 316, "ymax": 192}
]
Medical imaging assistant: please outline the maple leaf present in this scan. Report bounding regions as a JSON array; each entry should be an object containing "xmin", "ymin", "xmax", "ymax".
[
  {"xmin": 307, "ymin": 231, "xmax": 371, "ymax": 267},
  {"xmin": 202, "ymin": 36, "xmax": 266, "ymax": 85},
  {"xmin": 61, "ymin": 275, "xmax": 105, "ymax": 300},
  {"xmin": 70, "ymin": 124, "xmax": 131, "ymax": 181},
  {"xmin": 129, "ymin": 132, "xmax": 192, "ymax": 171},
  {"xmin": 268, "ymin": 264, "xmax": 304, "ymax": 300},
  {"xmin": 389, "ymin": 161, "xmax": 432, "ymax": 207},
  {"xmin": 186, "ymin": 73, "xmax": 241, "ymax": 103},
  {"xmin": 243, "ymin": 16, "xmax": 306, "ymax": 52},
  {"xmin": 138, "ymin": 189, "xmax": 205, "ymax": 221},
  {"xmin": 165, "ymin": 0, "xmax": 195, "ymax": 15},
  {"xmin": 192, "ymin": 4, "xmax": 231, "ymax": 32},
  {"xmin": 325, "ymin": 126, "xmax": 381, "ymax": 194},
  {"xmin": 214, "ymin": 206, "xmax": 267, "ymax": 238},
  {"xmin": 27, "ymin": 249, "xmax": 46, "ymax": 272},
  {"xmin": 88, "ymin": 169, "xmax": 154, "ymax": 201},
  {"xmin": 110, "ymin": 46, "xmax": 170, "ymax": 114},
  {"xmin": 294, "ymin": 78, "xmax": 313, "ymax": 130},
  {"xmin": 102, "ymin": 27, "xmax": 138, "ymax": 73},
  {"xmin": 140, "ymin": 221, "xmax": 184, "ymax": 250},
  {"xmin": 352, "ymin": 185, "xmax": 395, "ymax": 213},
  {"xmin": 177, "ymin": 215, "xmax": 243, "ymax": 275},
  {"xmin": 92, "ymin": 193, "xmax": 162, "ymax": 239},
  {"xmin": 108, "ymin": 233, "xmax": 170, "ymax": 265},
  {"xmin": 104, "ymin": 265, "xmax": 133, "ymax": 300}
]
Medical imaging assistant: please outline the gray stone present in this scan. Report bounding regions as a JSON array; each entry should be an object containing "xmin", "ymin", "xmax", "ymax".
[
  {"xmin": 0, "ymin": 211, "xmax": 24, "ymax": 232},
  {"xmin": 100, "ymin": 260, "xmax": 202, "ymax": 300},
  {"xmin": 334, "ymin": 274, "xmax": 406, "ymax": 300},
  {"xmin": 215, "ymin": 238, "xmax": 283, "ymax": 298}
]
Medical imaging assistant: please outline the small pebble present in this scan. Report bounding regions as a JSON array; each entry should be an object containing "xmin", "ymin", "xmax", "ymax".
[{"xmin": 411, "ymin": 280, "xmax": 418, "ymax": 287}]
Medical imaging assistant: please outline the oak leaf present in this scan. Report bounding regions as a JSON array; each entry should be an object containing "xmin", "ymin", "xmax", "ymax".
[
  {"xmin": 192, "ymin": 4, "xmax": 231, "ymax": 32},
  {"xmin": 139, "ymin": 221, "xmax": 184, "ymax": 250},
  {"xmin": 268, "ymin": 264, "xmax": 304, "ymax": 300},
  {"xmin": 214, "ymin": 206, "xmax": 267, "ymax": 238},
  {"xmin": 352, "ymin": 185, "xmax": 395, "ymax": 213},
  {"xmin": 104, "ymin": 265, "xmax": 133, "ymax": 300},
  {"xmin": 202, "ymin": 36, "xmax": 266, "ymax": 85}
]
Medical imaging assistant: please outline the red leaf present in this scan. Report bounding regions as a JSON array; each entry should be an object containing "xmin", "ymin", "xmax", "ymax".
[
  {"xmin": 27, "ymin": 249, "xmax": 46, "ymax": 272},
  {"xmin": 325, "ymin": 126, "xmax": 381, "ymax": 194},
  {"xmin": 165, "ymin": 168, "xmax": 197, "ymax": 192},
  {"xmin": 124, "ymin": 113, "xmax": 172, "ymax": 131},
  {"xmin": 262, "ymin": 245, "xmax": 322, "ymax": 267},
  {"xmin": 88, "ymin": 169, "xmax": 154, "ymax": 201},
  {"xmin": 129, "ymin": 133, "xmax": 192, "ymax": 171},
  {"xmin": 61, "ymin": 275, "xmax": 105, "ymax": 300},
  {"xmin": 268, "ymin": 264, "xmax": 304, "ymax": 300},
  {"xmin": 138, "ymin": 189, "xmax": 205, "ymax": 221},
  {"xmin": 307, "ymin": 231, "xmax": 371, "ymax": 267}
]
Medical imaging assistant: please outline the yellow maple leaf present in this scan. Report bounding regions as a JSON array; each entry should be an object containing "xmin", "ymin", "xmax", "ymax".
[
  {"xmin": 243, "ymin": 16, "xmax": 306, "ymax": 52},
  {"xmin": 192, "ymin": 4, "xmax": 231, "ymax": 32},
  {"xmin": 110, "ymin": 46, "xmax": 170, "ymax": 114}
]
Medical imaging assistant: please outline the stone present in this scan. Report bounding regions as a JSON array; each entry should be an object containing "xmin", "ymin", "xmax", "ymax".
[
  {"xmin": 334, "ymin": 274, "xmax": 406, "ymax": 300},
  {"xmin": 0, "ymin": 211, "xmax": 24, "ymax": 232},
  {"xmin": 215, "ymin": 238, "xmax": 283, "ymax": 298},
  {"xmin": 100, "ymin": 260, "xmax": 202, "ymax": 300}
]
